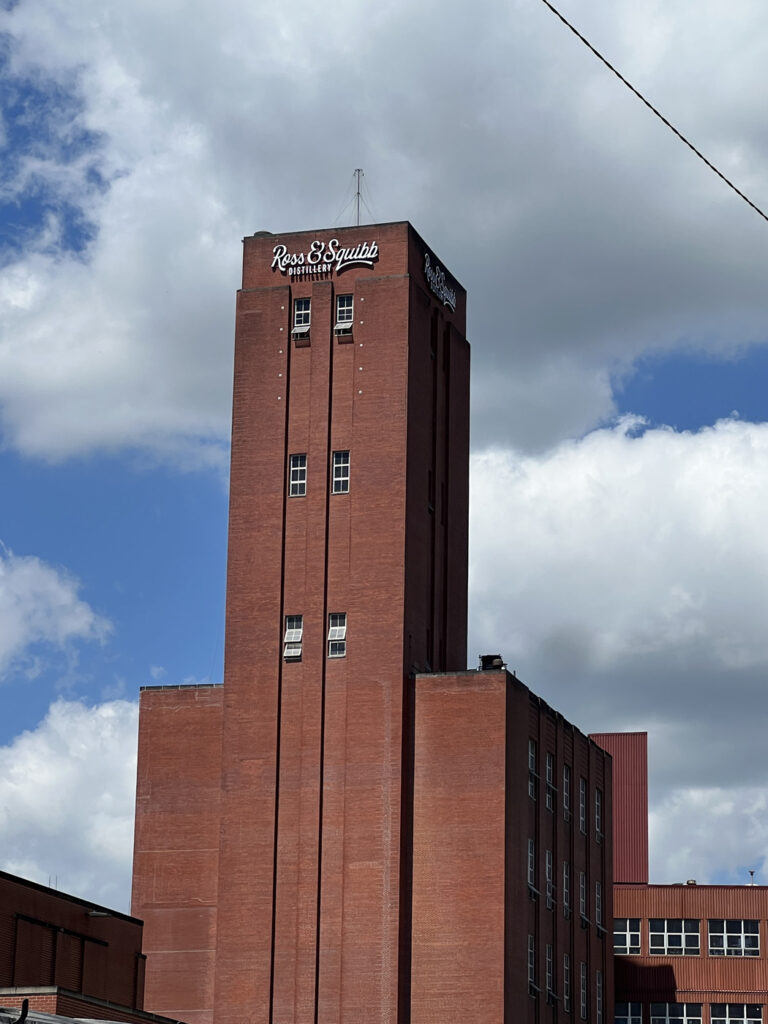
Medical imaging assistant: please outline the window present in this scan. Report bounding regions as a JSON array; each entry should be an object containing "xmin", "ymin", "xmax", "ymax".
[
  {"xmin": 332, "ymin": 450, "xmax": 350, "ymax": 494},
  {"xmin": 596, "ymin": 969, "xmax": 603, "ymax": 1024},
  {"xmin": 283, "ymin": 615, "xmax": 303, "ymax": 659},
  {"xmin": 614, "ymin": 918, "xmax": 641, "ymax": 955},
  {"xmin": 528, "ymin": 934, "xmax": 537, "ymax": 996},
  {"xmin": 335, "ymin": 294, "xmax": 353, "ymax": 334},
  {"xmin": 327, "ymin": 612, "xmax": 347, "ymax": 658},
  {"xmin": 563, "ymin": 764, "xmax": 571, "ymax": 820},
  {"xmin": 579, "ymin": 777, "xmax": 587, "ymax": 833},
  {"xmin": 546, "ymin": 849, "xmax": 555, "ymax": 909},
  {"xmin": 545, "ymin": 944, "xmax": 554, "ymax": 1001},
  {"xmin": 580, "ymin": 961, "xmax": 587, "ymax": 1020},
  {"xmin": 579, "ymin": 870, "xmax": 587, "ymax": 921},
  {"xmin": 709, "ymin": 920, "xmax": 760, "ymax": 957},
  {"xmin": 595, "ymin": 881, "xmax": 602, "ymax": 927},
  {"xmin": 651, "ymin": 1005, "xmax": 703, "ymax": 1024},
  {"xmin": 289, "ymin": 454, "xmax": 307, "ymax": 497},
  {"xmin": 595, "ymin": 787, "xmax": 603, "ymax": 840},
  {"xmin": 528, "ymin": 739, "xmax": 538, "ymax": 799},
  {"xmin": 292, "ymin": 297, "xmax": 310, "ymax": 337},
  {"xmin": 650, "ymin": 919, "xmax": 700, "ymax": 956},
  {"xmin": 563, "ymin": 861, "xmax": 571, "ymax": 917},
  {"xmin": 711, "ymin": 1008, "xmax": 761, "ymax": 1024},
  {"xmin": 527, "ymin": 838, "xmax": 537, "ymax": 895},
  {"xmin": 563, "ymin": 954, "xmax": 571, "ymax": 1013},
  {"xmin": 616, "ymin": 1004, "xmax": 642, "ymax": 1024},
  {"xmin": 546, "ymin": 752, "xmax": 556, "ymax": 811}
]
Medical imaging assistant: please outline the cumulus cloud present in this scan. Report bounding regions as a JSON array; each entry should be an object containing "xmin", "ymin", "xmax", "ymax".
[
  {"xmin": 0, "ymin": 698, "xmax": 138, "ymax": 910},
  {"xmin": 0, "ymin": 545, "xmax": 111, "ymax": 680},
  {"xmin": 2, "ymin": 0, "xmax": 768, "ymax": 458},
  {"xmin": 469, "ymin": 417, "xmax": 768, "ymax": 879}
]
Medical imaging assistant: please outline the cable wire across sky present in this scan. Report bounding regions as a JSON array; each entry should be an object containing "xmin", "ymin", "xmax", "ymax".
[{"xmin": 539, "ymin": 0, "xmax": 768, "ymax": 226}]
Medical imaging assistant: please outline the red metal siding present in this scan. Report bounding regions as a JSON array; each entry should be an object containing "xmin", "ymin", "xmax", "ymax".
[{"xmin": 590, "ymin": 731, "xmax": 648, "ymax": 883}]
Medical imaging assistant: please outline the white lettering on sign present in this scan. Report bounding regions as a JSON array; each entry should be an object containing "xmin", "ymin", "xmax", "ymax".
[
  {"xmin": 424, "ymin": 253, "xmax": 457, "ymax": 312},
  {"xmin": 271, "ymin": 238, "xmax": 380, "ymax": 276}
]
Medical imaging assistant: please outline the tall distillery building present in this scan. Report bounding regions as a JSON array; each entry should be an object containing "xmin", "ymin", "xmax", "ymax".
[{"xmin": 131, "ymin": 222, "xmax": 612, "ymax": 1024}]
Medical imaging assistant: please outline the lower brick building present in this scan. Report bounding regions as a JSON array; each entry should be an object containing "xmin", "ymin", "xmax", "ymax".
[
  {"xmin": 0, "ymin": 869, "xmax": 182, "ymax": 1024},
  {"xmin": 594, "ymin": 734, "xmax": 768, "ymax": 1024}
]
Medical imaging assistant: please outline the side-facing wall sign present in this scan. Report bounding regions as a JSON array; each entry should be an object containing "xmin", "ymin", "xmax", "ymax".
[{"xmin": 424, "ymin": 253, "xmax": 457, "ymax": 312}]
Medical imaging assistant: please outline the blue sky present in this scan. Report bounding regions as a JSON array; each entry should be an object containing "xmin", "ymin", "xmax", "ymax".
[{"xmin": 3, "ymin": 0, "xmax": 768, "ymax": 907}]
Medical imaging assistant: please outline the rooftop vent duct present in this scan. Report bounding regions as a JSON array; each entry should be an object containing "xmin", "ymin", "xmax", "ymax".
[{"xmin": 479, "ymin": 654, "xmax": 506, "ymax": 671}]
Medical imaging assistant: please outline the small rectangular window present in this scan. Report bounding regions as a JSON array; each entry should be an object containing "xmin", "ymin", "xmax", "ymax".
[
  {"xmin": 651, "ymin": 1004, "xmax": 703, "ymax": 1024},
  {"xmin": 709, "ymin": 919, "xmax": 760, "ymax": 957},
  {"xmin": 528, "ymin": 739, "xmax": 538, "ymax": 799},
  {"xmin": 528, "ymin": 935, "xmax": 537, "ymax": 997},
  {"xmin": 579, "ymin": 871, "xmax": 587, "ymax": 920},
  {"xmin": 563, "ymin": 861, "xmax": 571, "ymax": 917},
  {"xmin": 596, "ymin": 970, "xmax": 603, "ymax": 1024},
  {"xmin": 283, "ymin": 614, "xmax": 303, "ymax": 660},
  {"xmin": 335, "ymin": 294, "xmax": 353, "ymax": 334},
  {"xmin": 292, "ymin": 297, "xmax": 310, "ymax": 336},
  {"xmin": 579, "ymin": 777, "xmax": 587, "ymax": 833},
  {"xmin": 595, "ymin": 881, "xmax": 602, "ymax": 927},
  {"xmin": 563, "ymin": 764, "xmax": 571, "ymax": 820},
  {"xmin": 614, "ymin": 917, "xmax": 641, "ymax": 955},
  {"xmin": 595, "ymin": 787, "xmax": 603, "ymax": 840},
  {"xmin": 616, "ymin": 1005, "xmax": 643, "ymax": 1024},
  {"xmin": 545, "ymin": 752, "xmax": 555, "ymax": 811},
  {"xmin": 332, "ymin": 450, "xmax": 350, "ymax": 494},
  {"xmin": 289, "ymin": 453, "xmax": 307, "ymax": 497},
  {"xmin": 710, "ymin": 1006, "xmax": 761, "ymax": 1024},
  {"xmin": 563, "ymin": 953, "xmax": 571, "ymax": 1013},
  {"xmin": 327, "ymin": 612, "xmax": 347, "ymax": 658},
  {"xmin": 650, "ymin": 918, "xmax": 700, "ymax": 955},
  {"xmin": 527, "ymin": 837, "xmax": 536, "ymax": 893},
  {"xmin": 545, "ymin": 944, "xmax": 554, "ymax": 998},
  {"xmin": 546, "ymin": 850, "xmax": 555, "ymax": 910},
  {"xmin": 579, "ymin": 961, "xmax": 587, "ymax": 1020}
]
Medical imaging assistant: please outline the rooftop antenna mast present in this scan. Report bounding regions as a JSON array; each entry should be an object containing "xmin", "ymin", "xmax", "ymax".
[{"xmin": 354, "ymin": 168, "xmax": 363, "ymax": 226}]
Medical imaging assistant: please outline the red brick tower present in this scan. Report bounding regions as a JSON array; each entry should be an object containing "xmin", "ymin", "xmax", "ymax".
[{"xmin": 132, "ymin": 222, "xmax": 470, "ymax": 1024}]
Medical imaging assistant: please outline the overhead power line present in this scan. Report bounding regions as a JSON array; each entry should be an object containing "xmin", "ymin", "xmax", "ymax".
[{"xmin": 539, "ymin": 0, "xmax": 768, "ymax": 226}]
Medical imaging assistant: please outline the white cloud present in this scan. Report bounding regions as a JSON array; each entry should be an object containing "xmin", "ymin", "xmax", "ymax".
[
  {"xmin": 0, "ymin": 546, "xmax": 111, "ymax": 680},
  {"xmin": 469, "ymin": 417, "xmax": 768, "ymax": 879},
  {"xmin": 0, "ymin": 698, "xmax": 138, "ymax": 910},
  {"xmin": 2, "ymin": 0, "xmax": 768, "ymax": 458}
]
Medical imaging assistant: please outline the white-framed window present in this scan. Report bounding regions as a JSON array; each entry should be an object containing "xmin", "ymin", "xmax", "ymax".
[
  {"xmin": 563, "ymin": 764, "xmax": 571, "ymax": 820},
  {"xmin": 579, "ymin": 776, "xmax": 587, "ymax": 833},
  {"xmin": 546, "ymin": 849, "xmax": 555, "ymax": 909},
  {"xmin": 651, "ymin": 1005, "xmax": 703, "ymax": 1024},
  {"xmin": 563, "ymin": 953, "xmax": 571, "ymax": 1012},
  {"xmin": 711, "ymin": 1007, "xmax": 762, "ymax": 1024},
  {"xmin": 289, "ymin": 453, "xmax": 307, "ymax": 496},
  {"xmin": 614, "ymin": 917, "xmax": 641, "ymax": 955},
  {"xmin": 283, "ymin": 614, "xmax": 303, "ymax": 659},
  {"xmin": 596, "ymin": 969, "xmax": 603, "ymax": 1024},
  {"xmin": 327, "ymin": 612, "xmax": 347, "ymax": 658},
  {"xmin": 616, "ymin": 1004, "xmax": 643, "ymax": 1024},
  {"xmin": 335, "ymin": 294, "xmax": 353, "ymax": 334},
  {"xmin": 527, "ymin": 838, "xmax": 537, "ymax": 895},
  {"xmin": 332, "ymin": 450, "xmax": 350, "ymax": 494},
  {"xmin": 709, "ymin": 919, "xmax": 760, "ymax": 957},
  {"xmin": 595, "ymin": 880, "xmax": 602, "ymax": 927},
  {"xmin": 579, "ymin": 870, "xmax": 587, "ymax": 920},
  {"xmin": 563, "ymin": 861, "xmax": 571, "ymax": 917},
  {"xmin": 528, "ymin": 739, "xmax": 538, "ymax": 799},
  {"xmin": 528, "ymin": 934, "xmax": 537, "ymax": 996},
  {"xmin": 580, "ymin": 961, "xmax": 587, "ymax": 1020},
  {"xmin": 545, "ymin": 752, "xmax": 555, "ymax": 811},
  {"xmin": 650, "ymin": 919, "xmax": 700, "ymax": 956},
  {"xmin": 545, "ymin": 943, "xmax": 554, "ymax": 1000},
  {"xmin": 595, "ymin": 787, "xmax": 603, "ymax": 841},
  {"xmin": 292, "ymin": 297, "xmax": 311, "ymax": 336}
]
